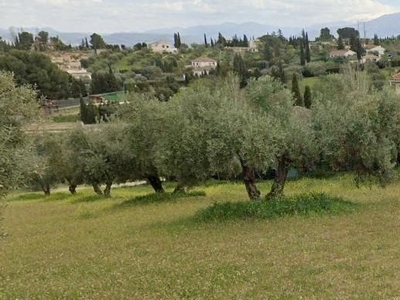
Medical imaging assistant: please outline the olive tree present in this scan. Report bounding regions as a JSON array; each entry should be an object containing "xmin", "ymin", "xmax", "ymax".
[
  {"xmin": 118, "ymin": 94, "xmax": 169, "ymax": 193},
  {"xmin": 0, "ymin": 72, "xmax": 38, "ymax": 197},
  {"xmin": 247, "ymin": 76, "xmax": 318, "ymax": 198},
  {"xmin": 28, "ymin": 133, "xmax": 84, "ymax": 195},
  {"xmin": 157, "ymin": 76, "xmax": 276, "ymax": 199},
  {"xmin": 25, "ymin": 135, "xmax": 61, "ymax": 195},
  {"xmin": 66, "ymin": 124, "xmax": 133, "ymax": 197},
  {"xmin": 313, "ymin": 69, "xmax": 400, "ymax": 184},
  {"xmin": 0, "ymin": 72, "xmax": 38, "ymax": 236}
]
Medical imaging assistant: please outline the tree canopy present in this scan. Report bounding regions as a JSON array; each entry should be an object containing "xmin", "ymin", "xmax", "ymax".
[
  {"xmin": 0, "ymin": 50, "xmax": 76, "ymax": 99},
  {"xmin": 0, "ymin": 71, "xmax": 38, "ymax": 197}
]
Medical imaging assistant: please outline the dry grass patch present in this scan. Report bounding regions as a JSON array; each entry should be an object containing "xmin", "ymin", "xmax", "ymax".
[{"xmin": 1, "ymin": 176, "xmax": 400, "ymax": 299}]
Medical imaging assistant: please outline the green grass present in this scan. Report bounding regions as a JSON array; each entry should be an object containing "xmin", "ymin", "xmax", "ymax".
[
  {"xmin": 2, "ymin": 176, "xmax": 400, "ymax": 299},
  {"xmin": 301, "ymin": 76, "xmax": 321, "ymax": 90},
  {"xmin": 196, "ymin": 193, "xmax": 358, "ymax": 222},
  {"xmin": 51, "ymin": 114, "xmax": 80, "ymax": 123}
]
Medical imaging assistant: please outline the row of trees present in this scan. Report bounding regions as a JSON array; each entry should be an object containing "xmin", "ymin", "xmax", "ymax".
[
  {"xmin": 0, "ymin": 30, "xmax": 111, "ymax": 53},
  {"xmin": 28, "ymin": 68, "xmax": 400, "ymax": 200}
]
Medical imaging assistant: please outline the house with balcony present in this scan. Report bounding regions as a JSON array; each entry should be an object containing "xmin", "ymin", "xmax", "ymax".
[{"xmin": 189, "ymin": 57, "xmax": 218, "ymax": 76}]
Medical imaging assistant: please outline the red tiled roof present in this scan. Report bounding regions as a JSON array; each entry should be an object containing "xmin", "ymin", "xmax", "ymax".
[{"xmin": 391, "ymin": 73, "xmax": 400, "ymax": 81}]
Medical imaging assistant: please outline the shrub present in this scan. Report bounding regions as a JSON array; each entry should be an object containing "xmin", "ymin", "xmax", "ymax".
[{"xmin": 195, "ymin": 193, "xmax": 357, "ymax": 222}]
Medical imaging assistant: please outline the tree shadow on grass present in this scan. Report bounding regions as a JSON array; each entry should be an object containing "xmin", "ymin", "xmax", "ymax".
[{"xmin": 115, "ymin": 190, "xmax": 206, "ymax": 209}]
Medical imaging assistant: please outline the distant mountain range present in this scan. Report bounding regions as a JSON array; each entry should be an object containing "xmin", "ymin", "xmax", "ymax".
[{"xmin": 1, "ymin": 12, "xmax": 399, "ymax": 46}]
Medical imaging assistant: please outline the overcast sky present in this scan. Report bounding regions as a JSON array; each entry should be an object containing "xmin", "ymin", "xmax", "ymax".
[{"xmin": 1, "ymin": 0, "xmax": 400, "ymax": 33}]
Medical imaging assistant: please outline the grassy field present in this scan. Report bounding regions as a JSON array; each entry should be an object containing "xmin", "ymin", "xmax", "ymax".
[{"xmin": 2, "ymin": 176, "xmax": 400, "ymax": 299}]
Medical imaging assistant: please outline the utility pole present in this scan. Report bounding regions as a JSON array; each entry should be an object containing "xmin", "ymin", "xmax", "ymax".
[{"xmin": 363, "ymin": 22, "xmax": 367, "ymax": 44}]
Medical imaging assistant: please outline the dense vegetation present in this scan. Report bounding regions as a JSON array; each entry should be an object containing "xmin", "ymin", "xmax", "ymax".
[
  {"xmin": 2, "ymin": 26, "xmax": 400, "ymax": 299},
  {"xmin": 22, "ymin": 67, "xmax": 400, "ymax": 202},
  {"xmin": 2, "ymin": 27, "xmax": 400, "ymax": 101}
]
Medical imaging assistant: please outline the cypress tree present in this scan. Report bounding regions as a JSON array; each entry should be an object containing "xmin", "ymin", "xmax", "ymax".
[
  {"xmin": 204, "ymin": 33, "xmax": 208, "ymax": 47},
  {"xmin": 305, "ymin": 32, "xmax": 311, "ymax": 63},
  {"xmin": 243, "ymin": 34, "xmax": 249, "ymax": 47},
  {"xmin": 80, "ymin": 97, "xmax": 99, "ymax": 124},
  {"xmin": 300, "ymin": 42, "xmax": 305, "ymax": 66},
  {"xmin": 233, "ymin": 53, "xmax": 248, "ymax": 88},
  {"xmin": 292, "ymin": 73, "xmax": 304, "ymax": 106},
  {"xmin": 304, "ymin": 85, "xmax": 312, "ymax": 109},
  {"xmin": 373, "ymin": 34, "xmax": 380, "ymax": 46},
  {"xmin": 80, "ymin": 96, "xmax": 87, "ymax": 123},
  {"xmin": 173, "ymin": 33, "xmax": 178, "ymax": 48},
  {"xmin": 177, "ymin": 32, "xmax": 181, "ymax": 48},
  {"xmin": 337, "ymin": 36, "xmax": 344, "ymax": 50}
]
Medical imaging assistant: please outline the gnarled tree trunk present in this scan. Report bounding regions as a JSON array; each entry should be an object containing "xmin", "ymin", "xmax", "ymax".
[
  {"xmin": 92, "ymin": 183, "xmax": 103, "ymax": 196},
  {"xmin": 103, "ymin": 181, "xmax": 112, "ymax": 198},
  {"xmin": 266, "ymin": 155, "xmax": 289, "ymax": 199},
  {"xmin": 239, "ymin": 159, "xmax": 260, "ymax": 200},
  {"xmin": 68, "ymin": 184, "xmax": 77, "ymax": 195},
  {"xmin": 147, "ymin": 175, "xmax": 165, "ymax": 193},
  {"xmin": 41, "ymin": 182, "xmax": 51, "ymax": 196}
]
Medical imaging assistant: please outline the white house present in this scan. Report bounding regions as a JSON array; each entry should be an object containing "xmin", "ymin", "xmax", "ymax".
[
  {"xmin": 248, "ymin": 39, "xmax": 261, "ymax": 52},
  {"xmin": 328, "ymin": 49, "xmax": 357, "ymax": 58},
  {"xmin": 190, "ymin": 57, "xmax": 217, "ymax": 76},
  {"xmin": 365, "ymin": 45, "xmax": 386, "ymax": 57},
  {"xmin": 149, "ymin": 40, "xmax": 177, "ymax": 53}
]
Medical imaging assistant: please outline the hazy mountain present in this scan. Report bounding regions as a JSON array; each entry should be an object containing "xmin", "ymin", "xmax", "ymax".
[
  {"xmin": 103, "ymin": 32, "xmax": 174, "ymax": 45},
  {"xmin": 360, "ymin": 12, "xmax": 400, "ymax": 38},
  {"xmin": 307, "ymin": 12, "xmax": 400, "ymax": 39},
  {"xmin": 146, "ymin": 22, "xmax": 302, "ymax": 41},
  {"xmin": 0, "ymin": 12, "xmax": 399, "ymax": 46}
]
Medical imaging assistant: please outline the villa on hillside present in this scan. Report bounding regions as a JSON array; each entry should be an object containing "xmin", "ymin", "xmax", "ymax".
[
  {"xmin": 364, "ymin": 45, "xmax": 386, "ymax": 57},
  {"xmin": 189, "ymin": 57, "xmax": 217, "ymax": 76},
  {"xmin": 328, "ymin": 49, "xmax": 357, "ymax": 58},
  {"xmin": 361, "ymin": 53, "xmax": 380, "ymax": 63},
  {"xmin": 225, "ymin": 39, "xmax": 261, "ymax": 54},
  {"xmin": 149, "ymin": 40, "xmax": 177, "ymax": 53},
  {"xmin": 50, "ymin": 53, "xmax": 92, "ymax": 80}
]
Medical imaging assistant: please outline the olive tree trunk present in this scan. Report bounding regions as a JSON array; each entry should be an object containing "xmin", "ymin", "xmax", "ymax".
[
  {"xmin": 103, "ymin": 181, "xmax": 113, "ymax": 198},
  {"xmin": 92, "ymin": 183, "xmax": 103, "ymax": 196},
  {"xmin": 239, "ymin": 159, "xmax": 260, "ymax": 200},
  {"xmin": 147, "ymin": 175, "xmax": 165, "ymax": 193},
  {"xmin": 68, "ymin": 184, "xmax": 77, "ymax": 195},
  {"xmin": 266, "ymin": 155, "xmax": 289, "ymax": 199},
  {"xmin": 41, "ymin": 182, "xmax": 51, "ymax": 196}
]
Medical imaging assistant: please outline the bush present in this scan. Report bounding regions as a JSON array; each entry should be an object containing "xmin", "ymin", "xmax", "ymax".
[
  {"xmin": 302, "ymin": 61, "xmax": 328, "ymax": 77},
  {"xmin": 195, "ymin": 193, "xmax": 357, "ymax": 222}
]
